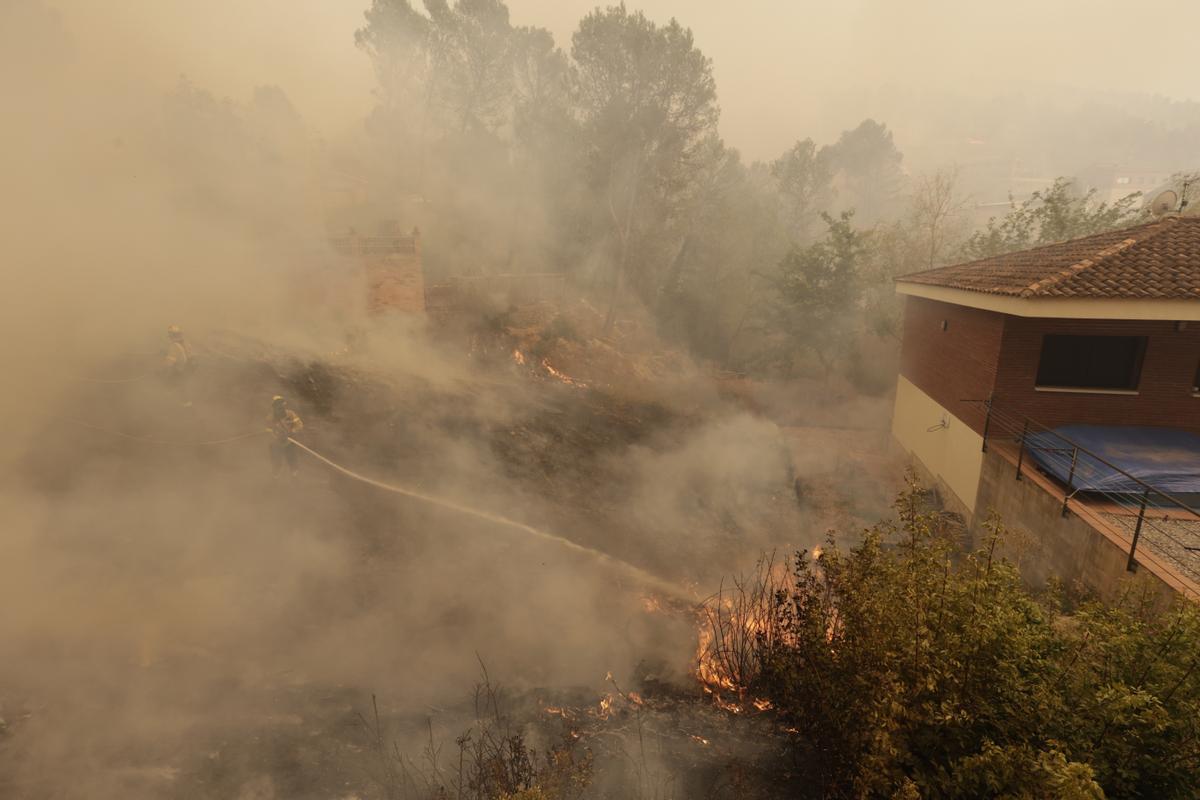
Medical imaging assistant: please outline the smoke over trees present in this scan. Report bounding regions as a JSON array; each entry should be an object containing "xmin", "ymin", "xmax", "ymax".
[
  {"xmin": 7, "ymin": 0, "xmax": 1200, "ymax": 797},
  {"xmin": 571, "ymin": 6, "xmax": 719, "ymax": 331},
  {"xmin": 350, "ymin": 1, "xmax": 1176, "ymax": 387}
]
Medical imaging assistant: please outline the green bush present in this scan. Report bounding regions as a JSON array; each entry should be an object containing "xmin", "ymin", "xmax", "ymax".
[{"xmin": 711, "ymin": 481, "xmax": 1200, "ymax": 798}]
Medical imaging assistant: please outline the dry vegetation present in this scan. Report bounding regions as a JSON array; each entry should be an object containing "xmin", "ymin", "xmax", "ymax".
[
  {"xmin": 2, "ymin": 297, "xmax": 898, "ymax": 798},
  {"xmin": 6, "ymin": 1, "xmax": 1198, "ymax": 797}
]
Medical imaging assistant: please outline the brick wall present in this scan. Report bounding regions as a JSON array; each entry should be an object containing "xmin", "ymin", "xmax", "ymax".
[
  {"xmin": 424, "ymin": 273, "xmax": 567, "ymax": 314},
  {"xmin": 899, "ymin": 296, "xmax": 1007, "ymax": 432},
  {"xmin": 329, "ymin": 234, "xmax": 426, "ymax": 314},
  {"xmin": 366, "ymin": 252, "xmax": 425, "ymax": 314},
  {"xmin": 992, "ymin": 317, "xmax": 1200, "ymax": 432}
]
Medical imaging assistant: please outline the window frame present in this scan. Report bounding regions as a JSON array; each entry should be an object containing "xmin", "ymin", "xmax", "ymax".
[{"xmin": 1033, "ymin": 333, "xmax": 1148, "ymax": 394}]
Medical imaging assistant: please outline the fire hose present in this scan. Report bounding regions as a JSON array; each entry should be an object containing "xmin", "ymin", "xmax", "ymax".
[
  {"xmin": 50, "ymin": 416, "xmax": 691, "ymax": 600},
  {"xmin": 287, "ymin": 437, "xmax": 691, "ymax": 601}
]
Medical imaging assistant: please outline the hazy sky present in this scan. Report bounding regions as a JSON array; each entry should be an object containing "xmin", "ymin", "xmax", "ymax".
[{"xmin": 55, "ymin": 0, "xmax": 1200, "ymax": 161}]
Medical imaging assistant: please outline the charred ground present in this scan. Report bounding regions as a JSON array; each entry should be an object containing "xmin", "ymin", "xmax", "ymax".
[{"xmin": 2, "ymin": 301, "xmax": 902, "ymax": 798}]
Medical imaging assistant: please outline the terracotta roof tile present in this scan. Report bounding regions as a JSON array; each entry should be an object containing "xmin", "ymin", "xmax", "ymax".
[{"xmin": 898, "ymin": 216, "xmax": 1200, "ymax": 300}]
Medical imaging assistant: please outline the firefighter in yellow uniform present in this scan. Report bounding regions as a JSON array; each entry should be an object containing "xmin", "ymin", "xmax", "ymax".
[
  {"xmin": 267, "ymin": 395, "xmax": 303, "ymax": 477},
  {"xmin": 164, "ymin": 325, "xmax": 194, "ymax": 407}
]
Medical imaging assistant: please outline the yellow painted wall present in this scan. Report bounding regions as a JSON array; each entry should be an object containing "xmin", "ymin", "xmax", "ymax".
[{"xmin": 891, "ymin": 375, "xmax": 984, "ymax": 513}]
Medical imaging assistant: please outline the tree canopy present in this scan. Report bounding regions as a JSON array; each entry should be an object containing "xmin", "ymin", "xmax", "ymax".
[{"xmin": 960, "ymin": 178, "xmax": 1142, "ymax": 261}]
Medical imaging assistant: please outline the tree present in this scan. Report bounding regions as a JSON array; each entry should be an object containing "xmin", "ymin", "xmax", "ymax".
[
  {"xmin": 768, "ymin": 212, "xmax": 869, "ymax": 376},
  {"xmin": 425, "ymin": 0, "xmax": 517, "ymax": 135},
  {"xmin": 570, "ymin": 5, "xmax": 720, "ymax": 330},
  {"xmin": 355, "ymin": 0, "xmax": 434, "ymax": 168},
  {"xmin": 356, "ymin": 0, "xmax": 581, "ymax": 275},
  {"xmin": 909, "ymin": 166, "xmax": 970, "ymax": 269},
  {"xmin": 860, "ymin": 168, "xmax": 969, "ymax": 341},
  {"xmin": 656, "ymin": 143, "xmax": 791, "ymax": 363},
  {"xmin": 960, "ymin": 177, "xmax": 1141, "ymax": 260},
  {"xmin": 822, "ymin": 119, "xmax": 907, "ymax": 225},
  {"xmin": 357, "ymin": 0, "xmax": 519, "ymax": 138},
  {"xmin": 771, "ymin": 138, "xmax": 834, "ymax": 243}
]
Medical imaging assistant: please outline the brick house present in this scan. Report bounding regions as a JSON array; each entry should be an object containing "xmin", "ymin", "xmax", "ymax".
[
  {"xmin": 892, "ymin": 215, "xmax": 1200, "ymax": 597},
  {"xmin": 891, "ymin": 216, "xmax": 1200, "ymax": 597}
]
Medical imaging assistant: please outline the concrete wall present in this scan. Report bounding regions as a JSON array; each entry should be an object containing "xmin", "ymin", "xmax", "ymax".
[
  {"xmin": 892, "ymin": 375, "xmax": 985, "ymax": 514},
  {"xmin": 974, "ymin": 448, "xmax": 1178, "ymax": 604},
  {"xmin": 993, "ymin": 317, "xmax": 1200, "ymax": 432}
]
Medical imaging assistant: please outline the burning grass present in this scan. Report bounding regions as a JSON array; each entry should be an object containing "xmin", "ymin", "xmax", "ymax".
[
  {"xmin": 14, "ymin": 316, "xmax": 819, "ymax": 798},
  {"xmin": 694, "ymin": 553, "xmax": 807, "ymax": 716}
]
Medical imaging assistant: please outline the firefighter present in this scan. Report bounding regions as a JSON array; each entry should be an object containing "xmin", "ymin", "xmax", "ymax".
[
  {"xmin": 164, "ymin": 325, "xmax": 194, "ymax": 407},
  {"xmin": 267, "ymin": 395, "xmax": 303, "ymax": 478}
]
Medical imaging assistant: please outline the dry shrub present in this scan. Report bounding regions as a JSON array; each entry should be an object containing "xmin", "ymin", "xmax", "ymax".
[{"xmin": 360, "ymin": 664, "xmax": 592, "ymax": 800}]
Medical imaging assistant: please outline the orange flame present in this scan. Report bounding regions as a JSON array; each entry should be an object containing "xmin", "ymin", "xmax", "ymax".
[
  {"xmin": 640, "ymin": 595, "xmax": 664, "ymax": 614},
  {"xmin": 541, "ymin": 358, "xmax": 588, "ymax": 388},
  {"xmin": 696, "ymin": 623, "xmax": 739, "ymax": 695},
  {"xmin": 590, "ymin": 693, "xmax": 615, "ymax": 720},
  {"xmin": 695, "ymin": 595, "xmax": 780, "ymax": 714},
  {"xmin": 542, "ymin": 705, "xmax": 574, "ymax": 720}
]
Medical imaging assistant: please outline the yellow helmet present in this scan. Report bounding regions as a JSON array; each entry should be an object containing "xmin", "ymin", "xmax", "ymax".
[
  {"xmin": 272, "ymin": 395, "xmax": 286, "ymax": 407},
  {"xmin": 167, "ymin": 325, "xmax": 183, "ymax": 341}
]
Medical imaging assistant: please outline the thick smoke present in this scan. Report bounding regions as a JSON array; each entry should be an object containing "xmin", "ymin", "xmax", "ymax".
[
  {"xmin": 10, "ymin": 0, "xmax": 1182, "ymax": 796},
  {"xmin": 0, "ymin": 4, "xmax": 825, "ymax": 797}
]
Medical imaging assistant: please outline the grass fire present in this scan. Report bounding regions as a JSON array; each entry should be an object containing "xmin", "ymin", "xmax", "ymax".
[{"xmin": 5, "ymin": 1, "xmax": 1200, "ymax": 798}]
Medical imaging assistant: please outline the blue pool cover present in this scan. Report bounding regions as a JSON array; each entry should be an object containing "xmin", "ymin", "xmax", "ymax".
[{"xmin": 1024, "ymin": 425, "xmax": 1200, "ymax": 496}]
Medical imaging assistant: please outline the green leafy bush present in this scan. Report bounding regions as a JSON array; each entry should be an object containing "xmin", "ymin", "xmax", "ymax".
[{"xmin": 706, "ymin": 481, "xmax": 1200, "ymax": 798}]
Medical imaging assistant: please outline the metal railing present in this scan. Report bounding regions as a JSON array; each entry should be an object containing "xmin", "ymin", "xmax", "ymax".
[{"xmin": 966, "ymin": 399, "xmax": 1200, "ymax": 579}]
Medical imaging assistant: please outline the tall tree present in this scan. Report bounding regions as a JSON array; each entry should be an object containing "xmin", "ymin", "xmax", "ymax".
[
  {"xmin": 356, "ymin": 0, "xmax": 434, "ymax": 176},
  {"xmin": 769, "ymin": 212, "xmax": 869, "ymax": 376},
  {"xmin": 570, "ymin": 5, "xmax": 719, "ymax": 330},
  {"xmin": 656, "ymin": 143, "xmax": 790, "ymax": 362},
  {"xmin": 357, "ymin": 0, "xmax": 519, "ymax": 137},
  {"xmin": 506, "ymin": 25, "xmax": 580, "ymax": 268},
  {"xmin": 823, "ymin": 119, "xmax": 907, "ymax": 225},
  {"xmin": 424, "ymin": 0, "xmax": 516, "ymax": 135},
  {"xmin": 356, "ymin": 0, "xmax": 580, "ymax": 274},
  {"xmin": 909, "ymin": 166, "xmax": 969, "ymax": 269},
  {"xmin": 771, "ymin": 138, "xmax": 834, "ymax": 243}
]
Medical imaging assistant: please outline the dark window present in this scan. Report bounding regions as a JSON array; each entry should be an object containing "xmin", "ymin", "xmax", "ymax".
[{"xmin": 1035, "ymin": 335, "xmax": 1146, "ymax": 390}]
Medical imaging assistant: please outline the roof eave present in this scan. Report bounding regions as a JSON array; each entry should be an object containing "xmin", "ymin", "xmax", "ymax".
[{"xmin": 895, "ymin": 281, "xmax": 1200, "ymax": 321}]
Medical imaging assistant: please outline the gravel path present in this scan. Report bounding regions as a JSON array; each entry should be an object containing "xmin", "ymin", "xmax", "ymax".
[{"xmin": 1101, "ymin": 512, "xmax": 1200, "ymax": 584}]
